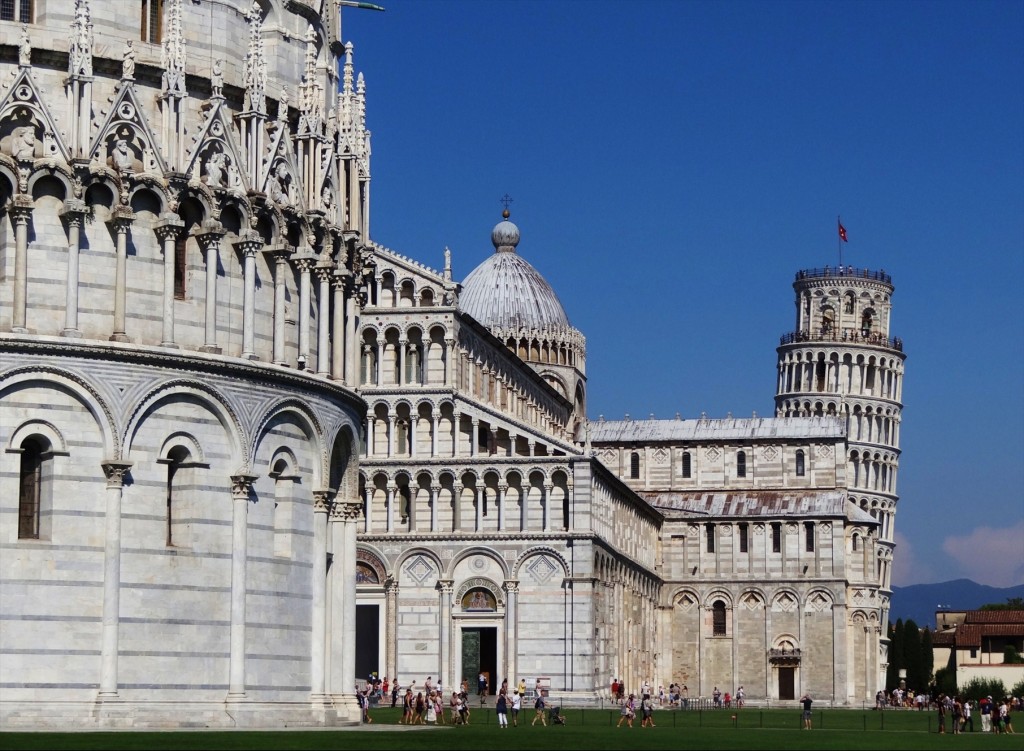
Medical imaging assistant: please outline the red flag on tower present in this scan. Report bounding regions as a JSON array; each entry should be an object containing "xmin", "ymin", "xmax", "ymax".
[{"xmin": 838, "ymin": 218, "xmax": 848, "ymax": 243}]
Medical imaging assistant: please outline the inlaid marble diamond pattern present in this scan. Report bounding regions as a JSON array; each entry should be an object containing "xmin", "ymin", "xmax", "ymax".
[
  {"xmin": 526, "ymin": 555, "xmax": 557, "ymax": 584},
  {"xmin": 404, "ymin": 555, "xmax": 435, "ymax": 585}
]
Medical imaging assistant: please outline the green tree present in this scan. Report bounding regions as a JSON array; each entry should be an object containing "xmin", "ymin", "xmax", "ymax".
[
  {"xmin": 1003, "ymin": 645, "xmax": 1023, "ymax": 664},
  {"xmin": 903, "ymin": 620, "xmax": 923, "ymax": 691},
  {"xmin": 889, "ymin": 619, "xmax": 905, "ymax": 690},
  {"xmin": 920, "ymin": 627, "xmax": 934, "ymax": 688},
  {"xmin": 979, "ymin": 597, "xmax": 1024, "ymax": 611}
]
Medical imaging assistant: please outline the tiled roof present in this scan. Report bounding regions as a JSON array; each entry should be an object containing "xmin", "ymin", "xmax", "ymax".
[
  {"xmin": 964, "ymin": 610, "xmax": 1024, "ymax": 624},
  {"xmin": 643, "ymin": 490, "xmax": 875, "ymax": 522},
  {"xmin": 590, "ymin": 416, "xmax": 845, "ymax": 443}
]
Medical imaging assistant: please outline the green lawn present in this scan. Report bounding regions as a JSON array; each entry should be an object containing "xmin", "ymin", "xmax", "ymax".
[{"xmin": 3, "ymin": 707, "xmax": 1022, "ymax": 751}]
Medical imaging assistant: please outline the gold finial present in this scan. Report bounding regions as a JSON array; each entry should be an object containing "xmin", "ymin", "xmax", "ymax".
[{"xmin": 500, "ymin": 193, "xmax": 513, "ymax": 218}]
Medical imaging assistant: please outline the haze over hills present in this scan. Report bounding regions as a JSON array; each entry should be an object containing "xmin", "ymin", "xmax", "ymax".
[{"xmin": 890, "ymin": 579, "xmax": 1024, "ymax": 627}]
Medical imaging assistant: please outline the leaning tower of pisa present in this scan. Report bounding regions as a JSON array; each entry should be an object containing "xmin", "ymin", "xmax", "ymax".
[{"xmin": 774, "ymin": 265, "xmax": 906, "ymax": 680}]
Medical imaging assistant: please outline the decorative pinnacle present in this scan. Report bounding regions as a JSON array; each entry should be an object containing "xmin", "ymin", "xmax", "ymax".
[{"xmin": 500, "ymin": 193, "xmax": 513, "ymax": 216}]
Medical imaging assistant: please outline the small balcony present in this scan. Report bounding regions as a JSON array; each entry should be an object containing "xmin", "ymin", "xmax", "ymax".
[{"xmin": 779, "ymin": 328, "xmax": 903, "ymax": 352}]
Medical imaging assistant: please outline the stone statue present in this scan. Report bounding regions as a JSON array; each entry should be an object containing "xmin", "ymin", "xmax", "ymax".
[
  {"xmin": 19, "ymin": 24, "xmax": 31, "ymax": 66},
  {"xmin": 211, "ymin": 58, "xmax": 223, "ymax": 97},
  {"xmin": 205, "ymin": 151, "xmax": 226, "ymax": 187},
  {"xmin": 268, "ymin": 162, "xmax": 290, "ymax": 204},
  {"xmin": 111, "ymin": 138, "xmax": 134, "ymax": 171},
  {"xmin": 227, "ymin": 160, "xmax": 242, "ymax": 189},
  {"xmin": 123, "ymin": 40, "xmax": 136, "ymax": 79},
  {"xmin": 10, "ymin": 126, "xmax": 36, "ymax": 160},
  {"xmin": 321, "ymin": 185, "xmax": 334, "ymax": 212}
]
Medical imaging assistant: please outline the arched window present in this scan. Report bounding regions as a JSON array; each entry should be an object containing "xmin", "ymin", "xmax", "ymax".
[
  {"xmin": 174, "ymin": 235, "xmax": 187, "ymax": 299},
  {"xmin": 736, "ymin": 450, "xmax": 746, "ymax": 478},
  {"xmin": 629, "ymin": 452, "xmax": 640, "ymax": 479},
  {"xmin": 141, "ymin": 0, "xmax": 163, "ymax": 43},
  {"xmin": 705, "ymin": 523, "xmax": 715, "ymax": 553},
  {"xmin": 771, "ymin": 522, "xmax": 782, "ymax": 553},
  {"xmin": 681, "ymin": 451, "xmax": 692, "ymax": 479},
  {"xmin": 738, "ymin": 522, "xmax": 749, "ymax": 553},
  {"xmin": 19, "ymin": 437, "xmax": 50, "ymax": 539},
  {"xmin": 804, "ymin": 522, "xmax": 815, "ymax": 552},
  {"xmin": 861, "ymin": 310, "xmax": 874, "ymax": 336},
  {"xmin": 852, "ymin": 533, "xmax": 860, "ymax": 552},
  {"xmin": 712, "ymin": 600, "xmax": 727, "ymax": 636},
  {"xmin": 164, "ymin": 446, "xmax": 190, "ymax": 546},
  {"xmin": 795, "ymin": 449, "xmax": 805, "ymax": 476},
  {"xmin": 844, "ymin": 293, "xmax": 855, "ymax": 314}
]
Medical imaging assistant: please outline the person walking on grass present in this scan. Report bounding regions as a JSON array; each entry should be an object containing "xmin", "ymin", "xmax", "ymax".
[
  {"xmin": 801, "ymin": 693, "xmax": 813, "ymax": 730},
  {"xmin": 532, "ymin": 691, "xmax": 547, "ymax": 726},
  {"xmin": 640, "ymin": 693, "xmax": 656, "ymax": 727},
  {"xmin": 511, "ymin": 689, "xmax": 522, "ymax": 726},
  {"xmin": 617, "ymin": 693, "xmax": 635, "ymax": 728},
  {"xmin": 496, "ymin": 688, "xmax": 509, "ymax": 728}
]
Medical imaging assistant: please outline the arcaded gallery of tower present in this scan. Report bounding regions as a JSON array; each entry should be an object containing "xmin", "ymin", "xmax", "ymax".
[{"xmin": 0, "ymin": 1, "xmax": 906, "ymax": 728}]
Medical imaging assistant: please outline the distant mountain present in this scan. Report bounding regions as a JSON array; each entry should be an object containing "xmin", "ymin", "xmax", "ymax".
[{"xmin": 890, "ymin": 579, "xmax": 1024, "ymax": 627}]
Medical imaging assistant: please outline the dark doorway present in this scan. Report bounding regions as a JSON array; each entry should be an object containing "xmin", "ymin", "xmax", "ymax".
[
  {"xmin": 461, "ymin": 626, "xmax": 497, "ymax": 696},
  {"xmin": 355, "ymin": 604, "xmax": 380, "ymax": 683},
  {"xmin": 778, "ymin": 667, "xmax": 795, "ymax": 700}
]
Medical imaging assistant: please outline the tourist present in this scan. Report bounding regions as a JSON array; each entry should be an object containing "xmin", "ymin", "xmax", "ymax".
[{"xmin": 801, "ymin": 693, "xmax": 813, "ymax": 730}]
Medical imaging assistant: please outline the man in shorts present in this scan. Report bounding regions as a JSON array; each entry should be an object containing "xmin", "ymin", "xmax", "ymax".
[{"xmin": 801, "ymin": 693, "xmax": 813, "ymax": 729}]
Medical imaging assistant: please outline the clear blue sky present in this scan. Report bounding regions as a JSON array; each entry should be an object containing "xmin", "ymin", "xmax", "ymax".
[{"xmin": 342, "ymin": 0, "xmax": 1024, "ymax": 589}]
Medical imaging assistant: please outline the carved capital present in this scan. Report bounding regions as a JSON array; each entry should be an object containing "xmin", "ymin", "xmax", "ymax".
[
  {"xmin": 438, "ymin": 579, "xmax": 455, "ymax": 595},
  {"xmin": 292, "ymin": 247, "xmax": 319, "ymax": 272},
  {"xmin": 314, "ymin": 261, "xmax": 335, "ymax": 282},
  {"xmin": 59, "ymin": 199, "xmax": 89, "ymax": 224},
  {"xmin": 194, "ymin": 220, "xmax": 226, "ymax": 249},
  {"xmin": 230, "ymin": 473, "xmax": 258, "ymax": 500},
  {"xmin": 503, "ymin": 580, "xmax": 519, "ymax": 595},
  {"xmin": 313, "ymin": 489, "xmax": 332, "ymax": 513},
  {"xmin": 154, "ymin": 214, "xmax": 185, "ymax": 242},
  {"xmin": 233, "ymin": 231, "xmax": 264, "ymax": 258},
  {"xmin": 101, "ymin": 460, "xmax": 132, "ymax": 488}
]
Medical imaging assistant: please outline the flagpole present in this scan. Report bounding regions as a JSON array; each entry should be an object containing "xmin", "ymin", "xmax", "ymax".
[{"xmin": 837, "ymin": 215, "xmax": 843, "ymax": 270}]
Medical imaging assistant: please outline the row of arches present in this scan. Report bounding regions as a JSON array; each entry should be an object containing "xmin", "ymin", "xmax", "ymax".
[
  {"xmin": 849, "ymin": 450, "xmax": 898, "ymax": 494},
  {"xmin": 777, "ymin": 351, "xmax": 904, "ymax": 402},
  {"xmin": 359, "ymin": 467, "xmax": 572, "ymax": 534},
  {"xmin": 369, "ymin": 267, "xmax": 445, "ymax": 309},
  {"xmin": 365, "ymin": 399, "xmax": 563, "ymax": 460}
]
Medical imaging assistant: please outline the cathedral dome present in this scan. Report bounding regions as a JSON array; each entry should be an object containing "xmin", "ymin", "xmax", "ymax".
[{"xmin": 460, "ymin": 211, "xmax": 572, "ymax": 330}]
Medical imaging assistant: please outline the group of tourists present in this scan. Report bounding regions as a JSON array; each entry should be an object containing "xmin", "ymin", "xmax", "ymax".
[{"xmin": 939, "ymin": 694, "xmax": 1016, "ymax": 734}]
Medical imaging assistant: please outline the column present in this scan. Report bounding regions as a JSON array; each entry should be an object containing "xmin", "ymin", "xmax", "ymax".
[
  {"xmin": 235, "ymin": 232, "xmax": 263, "ymax": 359},
  {"xmin": 397, "ymin": 338, "xmax": 406, "ymax": 386},
  {"xmin": 60, "ymin": 200, "xmax": 88, "ymax": 337},
  {"xmin": 375, "ymin": 340, "xmax": 384, "ymax": 386},
  {"xmin": 265, "ymin": 246, "xmax": 290, "ymax": 366},
  {"xmin": 315, "ymin": 263, "xmax": 333, "ymax": 375},
  {"xmin": 196, "ymin": 222, "xmax": 225, "ymax": 353},
  {"xmin": 430, "ymin": 485, "xmax": 439, "ymax": 532},
  {"xmin": 155, "ymin": 214, "xmax": 184, "ymax": 347},
  {"xmin": 362, "ymin": 344, "xmax": 372, "ymax": 385},
  {"xmin": 503, "ymin": 581, "xmax": 519, "ymax": 687},
  {"xmin": 452, "ymin": 411, "xmax": 461, "ymax": 458},
  {"xmin": 386, "ymin": 413, "xmax": 396, "ymax": 457},
  {"xmin": 108, "ymin": 206, "xmax": 134, "ymax": 342},
  {"xmin": 340, "ymin": 500, "xmax": 361, "ymax": 709},
  {"xmin": 331, "ymin": 269, "xmax": 349, "ymax": 381},
  {"xmin": 385, "ymin": 577, "xmax": 398, "ymax": 682},
  {"xmin": 365, "ymin": 413, "xmax": 375, "ymax": 457},
  {"xmin": 293, "ymin": 248, "xmax": 317, "ymax": 368},
  {"xmin": 310, "ymin": 490, "xmax": 330, "ymax": 701},
  {"xmin": 9, "ymin": 198, "xmax": 32, "ymax": 333},
  {"xmin": 473, "ymin": 485, "xmax": 482, "ymax": 531},
  {"xmin": 470, "ymin": 419, "xmax": 479, "ymax": 457},
  {"xmin": 385, "ymin": 483, "xmax": 395, "ymax": 532},
  {"xmin": 363, "ymin": 486, "xmax": 372, "ymax": 533},
  {"xmin": 431, "ymin": 411, "xmax": 439, "ymax": 457},
  {"xmin": 445, "ymin": 338, "xmax": 455, "ymax": 387},
  {"xmin": 438, "ymin": 580, "xmax": 454, "ymax": 689},
  {"xmin": 98, "ymin": 460, "xmax": 132, "ymax": 697},
  {"xmin": 497, "ymin": 483, "xmax": 506, "ymax": 532},
  {"xmin": 542, "ymin": 481, "xmax": 552, "ymax": 531},
  {"xmin": 228, "ymin": 473, "xmax": 257, "ymax": 699},
  {"xmin": 409, "ymin": 413, "xmax": 417, "ymax": 458},
  {"xmin": 345, "ymin": 284, "xmax": 359, "ymax": 384}
]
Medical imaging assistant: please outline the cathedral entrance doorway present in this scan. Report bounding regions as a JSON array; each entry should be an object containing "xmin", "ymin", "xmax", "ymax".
[
  {"xmin": 460, "ymin": 626, "xmax": 497, "ymax": 696},
  {"xmin": 355, "ymin": 603, "xmax": 381, "ymax": 682},
  {"xmin": 778, "ymin": 667, "xmax": 796, "ymax": 700}
]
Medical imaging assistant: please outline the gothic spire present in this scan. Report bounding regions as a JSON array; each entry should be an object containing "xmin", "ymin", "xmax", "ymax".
[
  {"xmin": 244, "ymin": 1, "xmax": 267, "ymax": 114},
  {"xmin": 68, "ymin": 0, "xmax": 93, "ymax": 78},
  {"xmin": 161, "ymin": 0, "xmax": 187, "ymax": 97}
]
